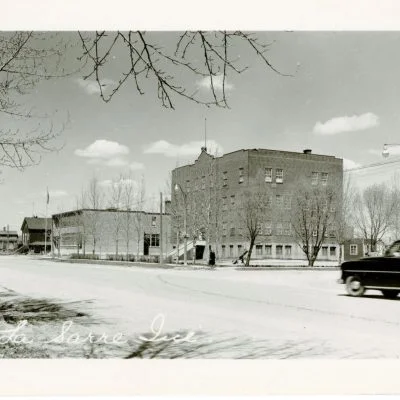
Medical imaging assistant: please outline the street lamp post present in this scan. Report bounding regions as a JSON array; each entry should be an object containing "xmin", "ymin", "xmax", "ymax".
[
  {"xmin": 175, "ymin": 183, "xmax": 188, "ymax": 266},
  {"xmin": 382, "ymin": 143, "xmax": 400, "ymax": 158}
]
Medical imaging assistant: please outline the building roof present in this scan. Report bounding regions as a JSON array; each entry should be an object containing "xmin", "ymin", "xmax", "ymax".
[
  {"xmin": 21, "ymin": 217, "xmax": 52, "ymax": 231},
  {"xmin": 173, "ymin": 147, "xmax": 343, "ymax": 171},
  {"xmin": 0, "ymin": 231, "xmax": 18, "ymax": 237},
  {"xmin": 52, "ymin": 208, "xmax": 170, "ymax": 219}
]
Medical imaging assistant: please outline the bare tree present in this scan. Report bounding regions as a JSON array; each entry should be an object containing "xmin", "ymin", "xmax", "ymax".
[
  {"xmin": 291, "ymin": 182, "xmax": 339, "ymax": 267},
  {"xmin": 84, "ymin": 177, "xmax": 104, "ymax": 256},
  {"xmin": 121, "ymin": 174, "xmax": 136, "ymax": 260},
  {"xmin": 0, "ymin": 32, "xmax": 71, "ymax": 169},
  {"xmin": 77, "ymin": 31, "xmax": 291, "ymax": 109},
  {"xmin": 353, "ymin": 183, "xmax": 397, "ymax": 252},
  {"xmin": 332, "ymin": 175, "xmax": 356, "ymax": 263},
  {"xmin": 237, "ymin": 191, "xmax": 270, "ymax": 266},
  {"xmin": 107, "ymin": 176, "xmax": 124, "ymax": 258},
  {"xmin": 132, "ymin": 175, "xmax": 146, "ymax": 260}
]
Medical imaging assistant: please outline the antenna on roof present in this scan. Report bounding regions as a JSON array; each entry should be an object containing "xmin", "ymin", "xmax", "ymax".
[{"xmin": 201, "ymin": 117, "xmax": 207, "ymax": 152}]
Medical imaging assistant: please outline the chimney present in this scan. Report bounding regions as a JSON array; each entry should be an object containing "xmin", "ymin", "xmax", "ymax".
[
  {"xmin": 164, "ymin": 200, "xmax": 171, "ymax": 214},
  {"xmin": 303, "ymin": 149, "xmax": 312, "ymax": 154}
]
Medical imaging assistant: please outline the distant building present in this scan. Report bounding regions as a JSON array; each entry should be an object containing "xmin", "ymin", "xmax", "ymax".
[
  {"xmin": 171, "ymin": 147, "xmax": 343, "ymax": 262},
  {"xmin": 52, "ymin": 206, "xmax": 171, "ymax": 259},
  {"xmin": 20, "ymin": 217, "xmax": 52, "ymax": 253},
  {"xmin": 0, "ymin": 227, "xmax": 18, "ymax": 251},
  {"xmin": 343, "ymin": 238, "xmax": 386, "ymax": 261}
]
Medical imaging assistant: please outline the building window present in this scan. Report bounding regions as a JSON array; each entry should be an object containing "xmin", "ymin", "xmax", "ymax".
[
  {"xmin": 264, "ymin": 221, "xmax": 272, "ymax": 236},
  {"xmin": 276, "ymin": 195, "xmax": 283, "ymax": 208},
  {"xmin": 239, "ymin": 168, "xmax": 244, "ymax": 183},
  {"xmin": 321, "ymin": 172, "xmax": 328, "ymax": 186},
  {"xmin": 276, "ymin": 222, "xmax": 283, "ymax": 236},
  {"xmin": 150, "ymin": 234, "xmax": 160, "ymax": 247},
  {"xmin": 186, "ymin": 179, "xmax": 191, "ymax": 193},
  {"xmin": 311, "ymin": 172, "xmax": 319, "ymax": 185},
  {"xmin": 230, "ymin": 195, "xmax": 235, "ymax": 205},
  {"xmin": 276, "ymin": 169, "xmax": 283, "ymax": 183},
  {"xmin": 266, "ymin": 195, "xmax": 272, "ymax": 208},
  {"xmin": 350, "ymin": 244, "xmax": 358, "ymax": 256},
  {"xmin": 322, "ymin": 246, "xmax": 328, "ymax": 257},
  {"xmin": 276, "ymin": 245, "xmax": 283, "ymax": 256},
  {"xmin": 223, "ymin": 171, "xmax": 228, "ymax": 187},
  {"xmin": 201, "ymin": 176, "xmax": 206, "ymax": 190},
  {"xmin": 284, "ymin": 196, "xmax": 291, "ymax": 210},
  {"xmin": 221, "ymin": 245, "xmax": 226, "ymax": 258},
  {"xmin": 229, "ymin": 245, "xmax": 234, "ymax": 258},
  {"xmin": 256, "ymin": 245, "xmax": 263, "ymax": 256},
  {"xmin": 230, "ymin": 227, "xmax": 235, "ymax": 236},
  {"xmin": 285, "ymin": 245, "xmax": 292, "ymax": 256},
  {"xmin": 222, "ymin": 222, "xmax": 227, "ymax": 237},
  {"xmin": 151, "ymin": 216, "xmax": 157, "ymax": 227},
  {"xmin": 283, "ymin": 222, "xmax": 291, "ymax": 235},
  {"xmin": 238, "ymin": 244, "xmax": 243, "ymax": 255},
  {"xmin": 312, "ymin": 230, "xmax": 317, "ymax": 237},
  {"xmin": 265, "ymin": 168, "xmax": 273, "ymax": 183},
  {"xmin": 265, "ymin": 245, "xmax": 272, "ymax": 255},
  {"xmin": 330, "ymin": 246, "xmax": 336, "ymax": 257}
]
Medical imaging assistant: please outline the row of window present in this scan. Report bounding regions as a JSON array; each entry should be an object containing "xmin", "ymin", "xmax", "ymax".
[
  {"xmin": 180, "ymin": 169, "xmax": 330, "ymax": 191},
  {"xmin": 221, "ymin": 244, "xmax": 337, "ymax": 258},
  {"xmin": 221, "ymin": 222, "xmax": 336, "ymax": 238}
]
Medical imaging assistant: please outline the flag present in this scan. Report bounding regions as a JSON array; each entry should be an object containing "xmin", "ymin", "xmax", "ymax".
[{"xmin": 46, "ymin": 188, "xmax": 49, "ymax": 205}]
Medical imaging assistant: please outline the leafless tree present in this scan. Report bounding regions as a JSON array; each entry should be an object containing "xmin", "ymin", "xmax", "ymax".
[
  {"xmin": 84, "ymin": 177, "xmax": 104, "ymax": 255},
  {"xmin": 132, "ymin": 175, "xmax": 146, "ymax": 259},
  {"xmin": 291, "ymin": 182, "xmax": 339, "ymax": 267},
  {"xmin": 237, "ymin": 190, "xmax": 270, "ymax": 266},
  {"xmin": 77, "ymin": 31, "xmax": 291, "ymax": 109},
  {"xmin": 121, "ymin": 174, "xmax": 136, "ymax": 260},
  {"xmin": 353, "ymin": 182, "xmax": 398, "ymax": 252},
  {"xmin": 0, "ymin": 32, "xmax": 71, "ymax": 169},
  {"xmin": 107, "ymin": 176, "xmax": 124, "ymax": 258},
  {"xmin": 332, "ymin": 175, "xmax": 356, "ymax": 263}
]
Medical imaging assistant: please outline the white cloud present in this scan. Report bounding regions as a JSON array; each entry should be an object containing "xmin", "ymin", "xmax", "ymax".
[
  {"xmin": 343, "ymin": 158, "xmax": 361, "ymax": 170},
  {"xmin": 313, "ymin": 112, "xmax": 379, "ymax": 135},
  {"xmin": 144, "ymin": 140, "xmax": 223, "ymax": 158},
  {"xmin": 75, "ymin": 78, "xmax": 116, "ymax": 95},
  {"xmin": 129, "ymin": 161, "xmax": 145, "ymax": 171},
  {"xmin": 197, "ymin": 74, "xmax": 234, "ymax": 92},
  {"xmin": 75, "ymin": 140, "xmax": 129, "ymax": 159},
  {"xmin": 75, "ymin": 140, "xmax": 132, "ymax": 167}
]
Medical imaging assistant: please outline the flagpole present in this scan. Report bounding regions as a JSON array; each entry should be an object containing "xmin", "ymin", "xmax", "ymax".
[{"xmin": 44, "ymin": 187, "xmax": 48, "ymax": 255}]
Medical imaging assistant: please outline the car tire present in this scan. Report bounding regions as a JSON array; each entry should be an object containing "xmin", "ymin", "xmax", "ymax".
[
  {"xmin": 345, "ymin": 276, "xmax": 365, "ymax": 297},
  {"xmin": 381, "ymin": 290, "xmax": 399, "ymax": 299}
]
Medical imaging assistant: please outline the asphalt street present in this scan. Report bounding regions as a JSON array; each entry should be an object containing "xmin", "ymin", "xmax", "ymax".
[{"xmin": 0, "ymin": 255, "xmax": 399, "ymax": 358}]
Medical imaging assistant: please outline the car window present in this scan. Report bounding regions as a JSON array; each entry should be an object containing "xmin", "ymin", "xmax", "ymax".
[{"xmin": 385, "ymin": 242, "xmax": 400, "ymax": 257}]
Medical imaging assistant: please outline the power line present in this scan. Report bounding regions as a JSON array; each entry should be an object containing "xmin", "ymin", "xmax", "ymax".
[{"xmin": 344, "ymin": 157, "xmax": 400, "ymax": 173}]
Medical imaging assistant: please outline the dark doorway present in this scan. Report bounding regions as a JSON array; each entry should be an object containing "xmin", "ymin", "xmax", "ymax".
[
  {"xmin": 196, "ymin": 245, "xmax": 205, "ymax": 260},
  {"xmin": 143, "ymin": 234, "xmax": 150, "ymax": 256}
]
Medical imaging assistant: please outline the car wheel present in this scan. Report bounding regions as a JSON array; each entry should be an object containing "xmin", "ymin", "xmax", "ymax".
[
  {"xmin": 345, "ymin": 276, "xmax": 365, "ymax": 297},
  {"xmin": 381, "ymin": 290, "xmax": 399, "ymax": 299}
]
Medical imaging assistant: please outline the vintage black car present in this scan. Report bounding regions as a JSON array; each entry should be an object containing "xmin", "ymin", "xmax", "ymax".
[{"xmin": 338, "ymin": 240, "xmax": 400, "ymax": 298}]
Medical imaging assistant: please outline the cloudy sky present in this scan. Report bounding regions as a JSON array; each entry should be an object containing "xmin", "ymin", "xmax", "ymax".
[{"xmin": 2, "ymin": 31, "xmax": 400, "ymax": 232}]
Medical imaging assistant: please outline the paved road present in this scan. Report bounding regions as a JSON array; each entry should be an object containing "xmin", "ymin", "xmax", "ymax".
[{"xmin": 0, "ymin": 255, "xmax": 400, "ymax": 358}]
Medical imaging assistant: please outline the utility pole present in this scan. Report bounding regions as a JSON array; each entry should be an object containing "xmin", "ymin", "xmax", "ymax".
[{"xmin": 159, "ymin": 191, "xmax": 163, "ymax": 265}]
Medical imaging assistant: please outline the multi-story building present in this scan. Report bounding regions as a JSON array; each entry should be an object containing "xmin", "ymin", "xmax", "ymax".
[
  {"xmin": 51, "ymin": 205, "xmax": 171, "ymax": 259},
  {"xmin": 171, "ymin": 147, "xmax": 343, "ymax": 262}
]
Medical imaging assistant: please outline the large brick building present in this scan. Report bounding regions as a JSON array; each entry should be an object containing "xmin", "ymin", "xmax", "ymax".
[{"xmin": 171, "ymin": 147, "xmax": 343, "ymax": 262}]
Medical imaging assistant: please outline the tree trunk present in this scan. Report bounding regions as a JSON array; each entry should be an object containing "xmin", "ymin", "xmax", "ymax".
[{"xmin": 246, "ymin": 239, "xmax": 255, "ymax": 266}]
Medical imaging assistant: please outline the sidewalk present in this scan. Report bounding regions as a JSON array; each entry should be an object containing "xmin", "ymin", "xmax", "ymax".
[{"xmin": 39, "ymin": 256, "xmax": 339, "ymax": 271}]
